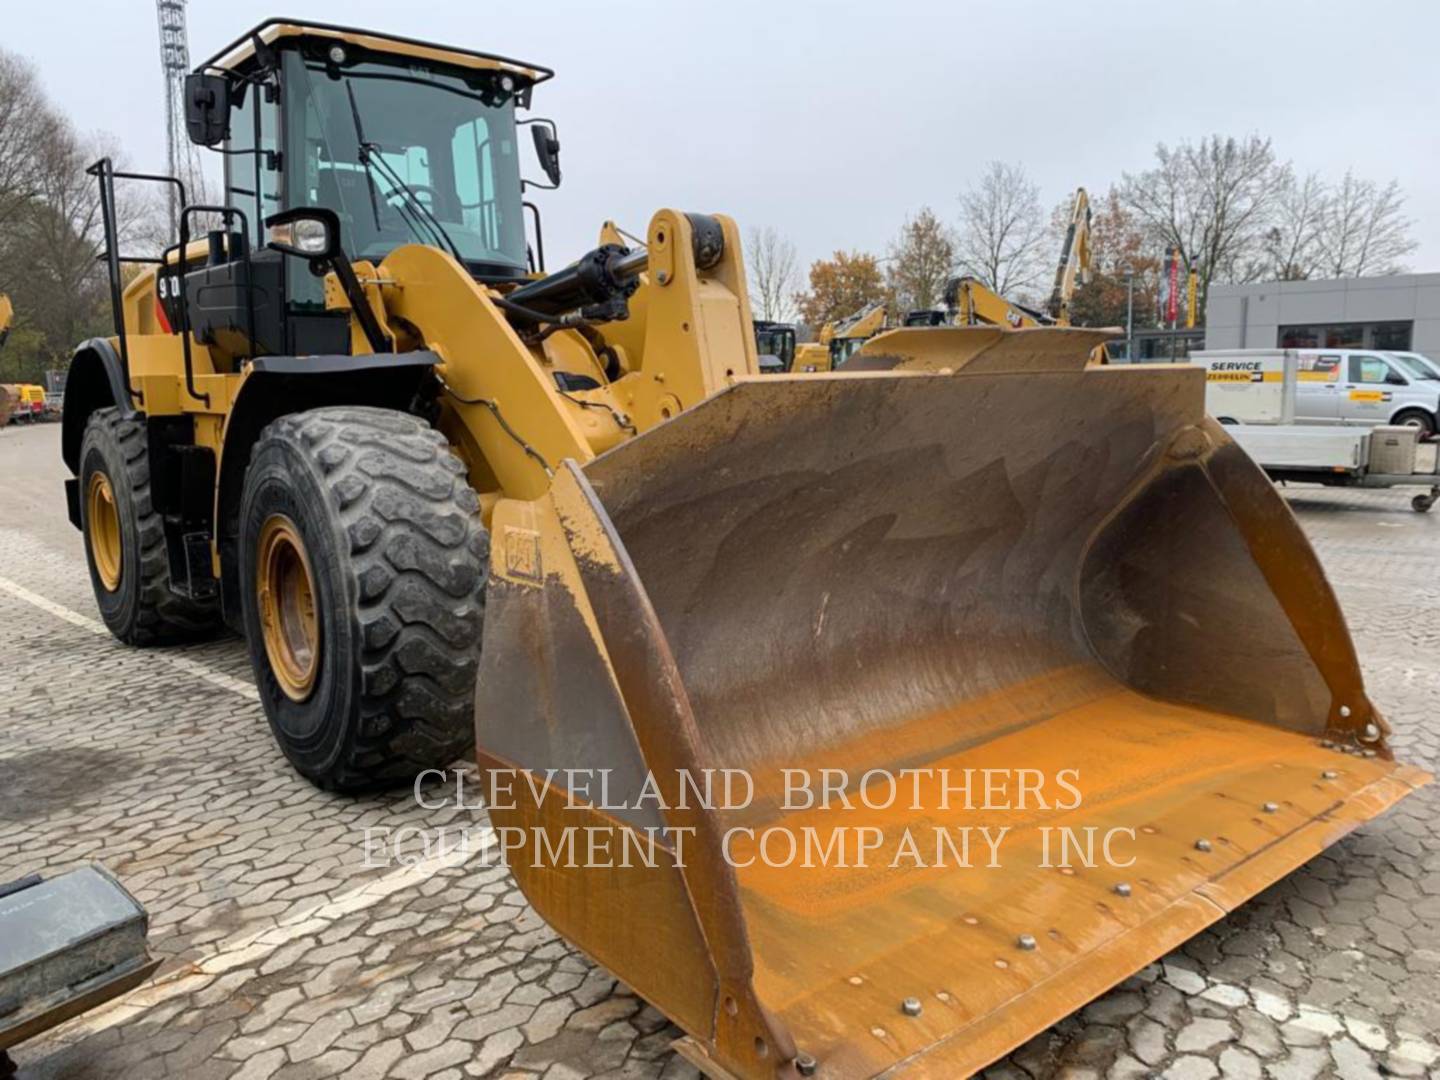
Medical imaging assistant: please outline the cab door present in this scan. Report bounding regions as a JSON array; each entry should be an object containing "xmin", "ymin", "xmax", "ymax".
[
  {"xmin": 1294, "ymin": 352, "xmax": 1341, "ymax": 421},
  {"xmin": 1340, "ymin": 354, "xmax": 1404, "ymax": 425}
]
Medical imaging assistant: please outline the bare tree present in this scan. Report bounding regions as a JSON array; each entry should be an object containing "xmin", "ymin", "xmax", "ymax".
[
  {"xmin": 955, "ymin": 162, "xmax": 1048, "ymax": 299},
  {"xmin": 746, "ymin": 225, "xmax": 799, "ymax": 323},
  {"xmin": 1117, "ymin": 134, "xmax": 1278, "ymax": 321},
  {"xmin": 1315, "ymin": 170, "xmax": 1416, "ymax": 277},
  {"xmin": 885, "ymin": 206, "xmax": 955, "ymax": 313},
  {"xmin": 0, "ymin": 54, "xmax": 161, "ymax": 381},
  {"xmin": 7, "ymin": 120, "xmax": 118, "ymax": 360},
  {"xmin": 0, "ymin": 50, "xmax": 56, "ymax": 234},
  {"xmin": 1263, "ymin": 169, "xmax": 1327, "ymax": 280}
]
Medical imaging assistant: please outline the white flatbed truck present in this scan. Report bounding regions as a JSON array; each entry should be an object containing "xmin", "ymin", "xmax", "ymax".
[{"xmin": 1194, "ymin": 349, "xmax": 1440, "ymax": 513}]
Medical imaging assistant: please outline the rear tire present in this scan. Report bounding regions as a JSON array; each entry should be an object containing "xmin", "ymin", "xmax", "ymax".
[
  {"xmin": 238, "ymin": 406, "xmax": 488, "ymax": 791},
  {"xmin": 1391, "ymin": 409, "xmax": 1435, "ymax": 437},
  {"xmin": 78, "ymin": 408, "xmax": 220, "ymax": 644}
]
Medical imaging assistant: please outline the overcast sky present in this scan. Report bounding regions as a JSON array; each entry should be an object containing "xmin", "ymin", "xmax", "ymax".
[{"xmin": 9, "ymin": 0, "xmax": 1440, "ymax": 276}]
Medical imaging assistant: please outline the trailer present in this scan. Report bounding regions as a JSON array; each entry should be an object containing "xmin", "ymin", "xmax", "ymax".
[{"xmin": 1194, "ymin": 349, "xmax": 1440, "ymax": 512}]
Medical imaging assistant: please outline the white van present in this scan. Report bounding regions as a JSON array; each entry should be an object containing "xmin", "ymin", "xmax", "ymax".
[{"xmin": 1294, "ymin": 350, "xmax": 1440, "ymax": 434}]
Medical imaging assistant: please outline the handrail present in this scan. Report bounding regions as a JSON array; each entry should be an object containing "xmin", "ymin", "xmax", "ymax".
[
  {"xmin": 160, "ymin": 203, "xmax": 253, "ymax": 409},
  {"xmin": 87, "ymin": 159, "xmax": 190, "ymax": 407}
]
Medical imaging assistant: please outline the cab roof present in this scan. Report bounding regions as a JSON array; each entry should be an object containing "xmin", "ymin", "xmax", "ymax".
[{"xmin": 195, "ymin": 18, "xmax": 554, "ymax": 86}]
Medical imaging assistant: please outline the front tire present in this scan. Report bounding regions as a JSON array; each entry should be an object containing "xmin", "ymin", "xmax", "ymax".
[
  {"xmin": 78, "ymin": 409, "xmax": 220, "ymax": 644},
  {"xmin": 238, "ymin": 407, "xmax": 488, "ymax": 791}
]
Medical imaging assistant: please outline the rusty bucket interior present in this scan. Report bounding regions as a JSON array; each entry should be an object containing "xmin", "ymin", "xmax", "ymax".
[{"xmin": 475, "ymin": 332, "xmax": 1428, "ymax": 1080}]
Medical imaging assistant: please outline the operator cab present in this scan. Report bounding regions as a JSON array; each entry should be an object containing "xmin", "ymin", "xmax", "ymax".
[
  {"xmin": 172, "ymin": 20, "xmax": 557, "ymax": 359},
  {"xmin": 753, "ymin": 320, "xmax": 796, "ymax": 374}
]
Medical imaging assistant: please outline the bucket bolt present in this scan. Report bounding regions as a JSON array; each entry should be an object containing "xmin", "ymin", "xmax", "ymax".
[
  {"xmin": 1017, "ymin": 934, "xmax": 1038, "ymax": 950},
  {"xmin": 1322, "ymin": 770, "xmax": 1339, "ymax": 780},
  {"xmin": 1114, "ymin": 882, "xmax": 1132, "ymax": 898},
  {"xmin": 1360, "ymin": 722, "xmax": 1381, "ymax": 743},
  {"xmin": 1195, "ymin": 838, "xmax": 1213, "ymax": 853},
  {"xmin": 901, "ymin": 997, "xmax": 923, "ymax": 1017},
  {"xmin": 795, "ymin": 1051, "xmax": 818, "ymax": 1076},
  {"xmin": 1262, "ymin": 802, "xmax": 1279, "ymax": 813}
]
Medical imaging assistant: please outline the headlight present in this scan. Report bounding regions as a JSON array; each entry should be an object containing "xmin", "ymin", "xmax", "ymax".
[
  {"xmin": 269, "ymin": 218, "xmax": 331, "ymax": 255},
  {"xmin": 264, "ymin": 209, "xmax": 340, "ymax": 261}
]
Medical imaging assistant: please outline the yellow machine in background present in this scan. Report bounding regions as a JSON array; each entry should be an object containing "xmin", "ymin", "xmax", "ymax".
[
  {"xmin": 59, "ymin": 22, "xmax": 1424, "ymax": 1080},
  {"xmin": 0, "ymin": 294, "xmax": 13, "ymax": 348},
  {"xmin": 948, "ymin": 187, "xmax": 1093, "ymax": 331},
  {"xmin": 1050, "ymin": 186, "xmax": 1093, "ymax": 326},
  {"xmin": 793, "ymin": 301, "xmax": 887, "ymax": 371},
  {"xmin": 864, "ymin": 188, "xmax": 1109, "ymax": 368}
]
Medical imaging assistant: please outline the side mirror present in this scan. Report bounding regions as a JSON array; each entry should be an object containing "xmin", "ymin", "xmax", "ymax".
[
  {"xmin": 1386, "ymin": 371, "xmax": 1408, "ymax": 386},
  {"xmin": 265, "ymin": 208, "xmax": 341, "ymax": 262},
  {"xmin": 184, "ymin": 73, "xmax": 232, "ymax": 147},
  {"xmin": 531, "ymin": 123, "xmax": 561, "ymax": 187}
]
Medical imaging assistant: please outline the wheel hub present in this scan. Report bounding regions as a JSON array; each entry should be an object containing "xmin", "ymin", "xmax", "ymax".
[
  {"xmin": 257, "ymin": 515, "xmax": 320, "ymax": 702},
  {"xmin": 86, "ymin": 471, "xmax": 122, "ymax": 592}
]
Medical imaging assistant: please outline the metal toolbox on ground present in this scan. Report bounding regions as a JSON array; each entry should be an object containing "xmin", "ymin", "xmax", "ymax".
[{"xmin": 0, "ymin": 865, "xmax": 158, "ymax": 1051}]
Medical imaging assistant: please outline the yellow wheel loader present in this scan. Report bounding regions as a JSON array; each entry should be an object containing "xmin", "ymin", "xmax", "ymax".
[{"xmin": 58, "ymin": 19, "xmax": 1426, "ymax": 1079}]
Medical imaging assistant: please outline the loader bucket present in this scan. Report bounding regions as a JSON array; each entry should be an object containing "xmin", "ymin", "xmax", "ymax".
[{"xmin": 474, "ymin": 330, "xmax": 1428, "ymax": 1080}]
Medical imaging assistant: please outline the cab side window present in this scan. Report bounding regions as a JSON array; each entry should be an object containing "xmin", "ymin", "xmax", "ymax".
[{"xmin": 1350, "ymin": 356, "xmax": 1400, "ymax": 385}]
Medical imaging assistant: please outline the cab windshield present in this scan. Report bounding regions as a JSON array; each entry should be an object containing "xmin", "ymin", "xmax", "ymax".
[{"xmin": 284, "ymin": 51, "xmax": 527, "ymax": 277}]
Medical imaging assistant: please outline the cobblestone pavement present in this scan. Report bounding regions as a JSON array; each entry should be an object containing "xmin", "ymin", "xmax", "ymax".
[{"xmin": 1, "ymin": 422, "xmax": 1437, "ymax": 1080}]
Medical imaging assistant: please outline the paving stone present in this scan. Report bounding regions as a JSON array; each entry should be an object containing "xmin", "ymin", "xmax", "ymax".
[
  {"xmin": 1126, "ymin": 1015, "xmax": 1169, "ymax": 1067},
  {"xmin": 1341, "ymin": 1014, "xmax": 1388, "ymax": 1052},
  {"xmin": 231, "ymin": 1048, "xmax": 287, "ymax": 1080},
  {"xmin": 1175, "ymin": 1016, "xmax": 1232, "ymax": 1053},
  {"xmin": 472, "ymin": 1028, "xmax": 526, "ymax": 1076},
  {"xmin": 1234, "ymin": 1008, "xmax": 1283, "ymax": 1059},
  {"xmin": 1266, "ymin": 1046, "xmax": 1329, "ymax": 1080},
  {"xmin": 1161, "ymin": 962, "xmax": 1208, "ymax": 996},
  {"xmin": 339, "ymin": 1037, "xmax": 405, "ymax": 1079},
  {"xmin": 393, "ymin": 1038, "xmax": 474, "ymax": 1079},
  {"xmin": 1161, "ymin": 1055, "xmax": 1217, "ymax": 1080},
  {"xmin": 291, "ymin": 1013, "xmax": 353, "ymax": 1062},
  {"xmin": 1082, "ymin": 992, "xmax": 1146, "ymax": 1025},
  {"xmin": 1217, "ymin": 1046, "xmax": 1260, "ymax": 1080},
  {"xmin": 1329, "ymin": 1036, "xmax": 1381, "ymax": 1079}
]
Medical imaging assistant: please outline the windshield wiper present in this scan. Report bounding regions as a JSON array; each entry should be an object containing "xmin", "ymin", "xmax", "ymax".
[
  {"xmin": 343, "ymin": 81, "xmax": 466, "ymax": 265},
  {"xmin": 344, "ymin": 82, "xmax": 386, "ymax": 236}
]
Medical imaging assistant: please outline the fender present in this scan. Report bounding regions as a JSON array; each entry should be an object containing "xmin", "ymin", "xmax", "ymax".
[
  {"xmin": 61, "ymin": 339, "xmax": 137, "ymax": 528},
  {"xmin": 62, "ymin": 338, "xmax": 135, "ymax": 474},
  {"xmin": 212, "ymin": 352, "xmax": 439, "ymax": 628}
]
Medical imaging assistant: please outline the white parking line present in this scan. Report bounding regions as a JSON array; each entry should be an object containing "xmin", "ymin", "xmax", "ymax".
[
  {"xmin": 40, "ymin": 830, "xmax": 498, "ymax": 1043},
  {"xmin": 0, "ymin": 575, "xmax": 259, "ymax": 702}
]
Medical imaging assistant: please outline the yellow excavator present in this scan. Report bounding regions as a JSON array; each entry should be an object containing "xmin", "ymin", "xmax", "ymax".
[
  {"xmin": 793, "ymin": 300, "xmax": 887, "ymax": 372},
  {"xmin": 0, "ymin": 293, "xmax": 13, "ymax": 349},
  {"xmin": 59, "ymin": 20, "xmax": 1425, "ymax": 1080},
  {"xmin": 950, "ymin": 187, "xmax": 1092, "ymax": 331}
]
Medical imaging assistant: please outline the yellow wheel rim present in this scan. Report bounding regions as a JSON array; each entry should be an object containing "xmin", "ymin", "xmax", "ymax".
[
  {"xmin": 87, "ymin": 471, "xmax": 122, "ymax": 592},
  {"xmin": 257, "ymin": 515, "xmax": 320, "ymax": 702}
]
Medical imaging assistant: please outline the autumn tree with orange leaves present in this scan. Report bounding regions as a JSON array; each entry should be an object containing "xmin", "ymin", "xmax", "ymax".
[{"xmin": 794, "ymin": 251, "xmax": 889, "ymax": 331}]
